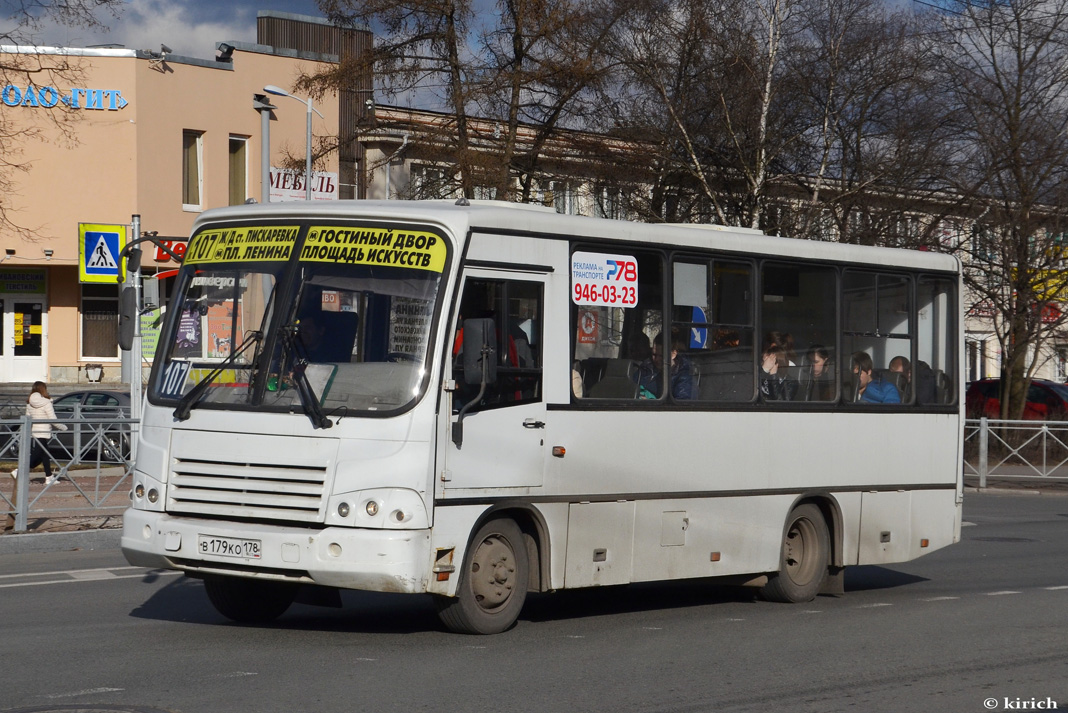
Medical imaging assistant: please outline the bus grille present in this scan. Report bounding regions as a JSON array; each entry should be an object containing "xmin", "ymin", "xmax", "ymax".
[{"xmin": 168, "ymin": 457, "xmax": 328, "ymax": 523}]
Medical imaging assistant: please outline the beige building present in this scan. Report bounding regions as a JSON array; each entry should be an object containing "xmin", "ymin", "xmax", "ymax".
[{"xmin": 0, "ymin": 15, "xmax": 346, "ymax": 385}]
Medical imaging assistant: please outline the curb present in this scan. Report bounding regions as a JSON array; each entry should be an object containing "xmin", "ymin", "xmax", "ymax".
[{"xmin": 0, "ymin": 527, "xmax": 121, "ymax": 555}]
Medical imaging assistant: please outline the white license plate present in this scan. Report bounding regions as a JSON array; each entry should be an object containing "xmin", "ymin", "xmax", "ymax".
[{"xmin": 198, "ymin": 534, "xmax": 262, "ymax": 559}]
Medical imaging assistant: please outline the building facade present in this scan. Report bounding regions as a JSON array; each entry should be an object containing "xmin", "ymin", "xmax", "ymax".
[{"xmin": 0, "ymin": 13, "xmax": 351, "ymax": 384}]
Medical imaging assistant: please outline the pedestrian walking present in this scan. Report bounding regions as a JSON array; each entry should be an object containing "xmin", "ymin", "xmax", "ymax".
[{"xmin": 9, "ymin": 381, "xmax": 67, "ymax": 486}]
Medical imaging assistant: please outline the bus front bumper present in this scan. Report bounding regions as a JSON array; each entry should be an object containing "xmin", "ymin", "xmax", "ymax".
[{"xmin": 121, "ymin": 508, "xmax": 431, "ymax": 594}]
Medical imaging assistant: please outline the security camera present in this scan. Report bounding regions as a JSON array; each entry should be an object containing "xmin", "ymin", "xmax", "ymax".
[{"xmin": 160, "ymin": 44, "xmax": 172, "ymax": 55}]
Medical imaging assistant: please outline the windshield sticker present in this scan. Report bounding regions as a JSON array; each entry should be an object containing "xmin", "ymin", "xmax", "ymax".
[
  {"xmin": 301, "ymin": 226, "xmax": 447, "ymax": 272},
  {"xmin": 185, "ymin": 226, "xmax": 300, "ymax": 264},
  {"xmin": 571, "ymin": 251, "xmax": 639, "ymax": 307}
]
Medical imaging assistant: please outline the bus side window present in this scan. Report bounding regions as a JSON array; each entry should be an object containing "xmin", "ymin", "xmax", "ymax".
[{"xmin": 452, "ymin": 277, "xmax": 542, "ymax": 413}]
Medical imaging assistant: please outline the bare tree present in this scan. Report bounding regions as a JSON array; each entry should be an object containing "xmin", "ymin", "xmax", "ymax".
[
  {"xmin": 602, "ymin": 0, "xmax": 809, "ymax": 227},
  {"xmin": 773, "ymin": 0, "xmax": 954, "ymax": 247},
  {"xmin": 313, "ymin": 0, "xmax": 479, "ymax": 197},
  {"xmin": 932, "ymin": 0, "xmax": 1068, "ymax": 418},
  {"xmin": 479, "ymin": 0, "xmax": 632, "ymax": 202},
  {"xmin": 0, "ymin": 0, "xmax": 121, "ymax": 235}
]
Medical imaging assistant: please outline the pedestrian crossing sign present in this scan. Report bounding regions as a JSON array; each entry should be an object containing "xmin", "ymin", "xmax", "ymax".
[{"xmin": 78, "ymin": 223, "xmax": 127, "ymax": 283}]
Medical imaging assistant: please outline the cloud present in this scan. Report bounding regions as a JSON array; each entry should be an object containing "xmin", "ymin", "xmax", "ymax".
[{"xmin": 30, "ymin": 0, "xmax": 274, "ymax": 58}]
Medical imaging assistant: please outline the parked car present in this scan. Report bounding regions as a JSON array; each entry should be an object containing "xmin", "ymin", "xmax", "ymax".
[
  {"xmin": 51, "ymin": 390, "xmax": 132, "ymax": 461},
  {"xmin": 965, "ymin": 378, "xmax": 1068, "ymax": 420}
]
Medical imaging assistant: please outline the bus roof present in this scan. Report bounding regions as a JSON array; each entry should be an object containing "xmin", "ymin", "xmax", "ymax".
[{"xmin": 191, "ymin": 199, "xmax": 961, "ymax": 274}]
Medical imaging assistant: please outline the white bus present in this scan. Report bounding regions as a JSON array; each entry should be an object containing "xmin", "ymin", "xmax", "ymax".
[{"xmin": 121, "ymin": 200, "xmax": 962, "ymax": 634}]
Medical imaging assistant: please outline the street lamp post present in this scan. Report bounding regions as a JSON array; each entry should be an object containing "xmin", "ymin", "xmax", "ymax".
[{"xmin": 264, "ymin": 84, "xmax": 324, "ymax": 200}]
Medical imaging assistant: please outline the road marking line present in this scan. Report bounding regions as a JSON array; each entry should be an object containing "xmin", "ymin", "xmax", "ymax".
[
  {"xmin": 0, "ymin": 571, "xmax": 181, "ymax": 589},
  {"xmin": 921, "ymin": 596, "xmax": 960, "ymax": 601},
  {"xmin": 0, "ymin": 565, "xmax": 143, "ymax": 580},
  {"xmin": 856, "ymin": 603, "xmax": 893, "ymax": 608},
  {"xmin": 962, "ymin": 521, "xmax": 976, "ymax": 527},
  {"xmin": 69, "ymin": 569, "xmax": 120, "ymax": 580},
  {"xmin": 986, "ymin": 591, "xmax": 1021, "ymax": 596},
  {"xmin": 210, "ymin": 672, "xmax": 258, "ymax": 679},
  {"xmin": 1045, "ymin": 586, "xmax": 1068, "ymax": 590},
  {"xmin": 43, "ymin": 687, "xmax": 124, "ymax": 699}
]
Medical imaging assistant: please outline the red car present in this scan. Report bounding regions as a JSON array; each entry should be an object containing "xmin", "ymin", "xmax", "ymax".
[{"xmin": 965, "ymin": 378, "xmax": 1068, "ymax": 420}]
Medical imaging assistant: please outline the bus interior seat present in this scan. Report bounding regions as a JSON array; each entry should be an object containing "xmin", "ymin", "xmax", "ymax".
[
  {"xmin": 588, "ymin": 358, "xmax": 638, "ymax": 399},
  {"xmin": 306, "ymin": 311, "xmax": 358, "ymax": 363},
  {"xmin": 934, "ymin": 370, "xmax": 951, "ymax": 404},
  {"xmin": 695, "ymin": 347, "xmax": 753, "ymax": 401}
]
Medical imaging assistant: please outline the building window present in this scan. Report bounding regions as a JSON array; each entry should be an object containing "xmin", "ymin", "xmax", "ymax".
[
  {"xmin": 593, "ymin": 184, "xmax": 625, "ymax": 220},
  {"xmin": 82, "ymin": 284, "xmax": 119, "ymax": 359},
  {"xmin": 228, "ymin": 135, "xmax": 248, "ymax": 206},
  {"xmin": 183, "ymin": 129, "xmax": 203, "ymax": 210},
  {"xmin": 411, "ymin": 164, "xmax": 452, "ymax": 200}
]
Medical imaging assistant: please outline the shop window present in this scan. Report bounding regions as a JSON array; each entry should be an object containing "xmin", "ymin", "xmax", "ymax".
[
  {"xmin": 183, "ymin": 129, "xmax": 203, "ymax": 210},
  {"xmin": 82, "ymin": 284, "xmax": 119, "ymax": 359}
]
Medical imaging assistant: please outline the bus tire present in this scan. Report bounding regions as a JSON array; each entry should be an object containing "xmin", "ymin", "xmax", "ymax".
[
  {"xmin": 203, "ymin": 575, "xmax": 297, "ymax": 624},
  {"xmin": 436, "ymin": 518, "xmax": 528, "ymax": 634},
  {"xmin": 761, "ymin": 503, "xmax": 829, "ymax": 603}
]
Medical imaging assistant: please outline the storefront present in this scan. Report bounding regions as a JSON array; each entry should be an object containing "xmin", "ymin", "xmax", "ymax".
[{"xmin": 0, "ymin": 13, "xmax": 344, "ymax": 383}]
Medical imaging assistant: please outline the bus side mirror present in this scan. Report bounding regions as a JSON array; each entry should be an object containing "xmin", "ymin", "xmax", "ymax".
[
  {"xmin": 118, "ymin": 286, "xmax": 138, "ymax": 351},
  {"xmin": 462, "ymin": 318, "xmax": 498, "ymax": 386}
]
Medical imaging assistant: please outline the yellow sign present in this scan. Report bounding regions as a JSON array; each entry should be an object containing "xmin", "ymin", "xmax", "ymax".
[
  {"xmin": 301, "ymin": 226, "xmax": 447, "ymax": 272},
  {"xmin": 184, "ymin": 226, "xmax": 300, "ymax": 264},
  {"xmin": 189, "ymin": 368, "xmax": 243, "ymax": 385},
  {"xmin": 29, "ymin": 325, "xmax": 41, "ymax": 334}
]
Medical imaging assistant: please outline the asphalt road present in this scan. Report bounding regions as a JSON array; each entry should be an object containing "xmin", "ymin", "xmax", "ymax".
[{"xmin": 2, "ymin": 491, "xmax": 1067, "ymax": 713}]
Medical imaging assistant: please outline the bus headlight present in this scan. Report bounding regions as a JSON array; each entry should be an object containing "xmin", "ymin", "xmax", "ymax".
[{"xmin": 326, "ymin": 489, "xmax": 428, "ymax": 528}]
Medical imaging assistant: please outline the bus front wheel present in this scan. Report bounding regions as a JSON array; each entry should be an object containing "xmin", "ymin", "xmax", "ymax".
[
  {"xmin": 437, "ymin": 518, "xmax": 529, "ymax": 634},
  {"xmin": 203, "ymin": 575, "xmax": 297, "ymax": 624},
  {"xmin": 761, "ymin": 504, "xmax": 829, "ymax": 603}
]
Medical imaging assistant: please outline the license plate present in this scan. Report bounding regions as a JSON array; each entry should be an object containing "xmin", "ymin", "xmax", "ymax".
[{"xmin": 198, "ymin": 534, "xmax": 262, "ymax": 559}]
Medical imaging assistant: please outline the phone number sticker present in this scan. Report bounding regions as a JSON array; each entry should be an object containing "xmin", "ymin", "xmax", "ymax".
[{"xmin": 571, "ymin": 251, "xmax": 638, "ymax": 307}]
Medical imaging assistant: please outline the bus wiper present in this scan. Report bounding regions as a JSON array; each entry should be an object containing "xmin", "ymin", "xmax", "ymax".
[
  {"xmin": 173, "ymin": 330, "xmax": 263, "ymax": 421},
  {"xmin": 278, "ymin": 323, "xmax": 333, "ymax": 430}
]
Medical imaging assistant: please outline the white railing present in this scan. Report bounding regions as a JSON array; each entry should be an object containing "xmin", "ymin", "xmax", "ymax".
[{"xmin": 964, "ymin": 418, "xmax": 1068, "ymax": 487}]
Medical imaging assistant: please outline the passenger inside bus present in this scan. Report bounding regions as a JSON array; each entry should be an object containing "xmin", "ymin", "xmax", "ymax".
[
  {"xmin": 799, "ymin": 344, "xmax": 835, "ymax": 401},
  {"xmin": 634, "ymin": 331, "xmax": 695, "ymax": 400},
  {"xmin": 851, "ymin": 351, "xmax": 901, "ymax": 404},
  {"xmin": 759, "ymin": 342, "xmax": 798, "ymax": 401}
]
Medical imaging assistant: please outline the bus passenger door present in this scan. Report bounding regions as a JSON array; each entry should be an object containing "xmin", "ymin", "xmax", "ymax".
[{"xmin": 444, "ymin": 273, "xmax": 546, "ymax": 490}]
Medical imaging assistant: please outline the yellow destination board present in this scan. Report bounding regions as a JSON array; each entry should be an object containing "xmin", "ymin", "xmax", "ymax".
[
  {"xmin": 184, "ymin": 226, "xmax": 300, "ymax": 264},
  {"xmin": 301, "ymin": 226, "xmax": 447, "ymax": 273}
]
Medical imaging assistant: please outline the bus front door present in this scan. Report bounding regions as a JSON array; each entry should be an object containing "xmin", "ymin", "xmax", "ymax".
[{"xmin": 443, "ymin": 273, "xmax": 546, "ymax": 490}]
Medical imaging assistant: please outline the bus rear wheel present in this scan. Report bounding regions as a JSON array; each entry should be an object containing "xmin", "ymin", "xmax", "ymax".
[
  {"xmin": 437, "ymin": 518, "xmax": 529, "ymax": 634},
  {"xmin": 761, "ymin": 503, "xmax": 829, "ymax": 603},
  {"xmin": 203, "ymin": 575, "xmax": 298, "ymax": 624}
]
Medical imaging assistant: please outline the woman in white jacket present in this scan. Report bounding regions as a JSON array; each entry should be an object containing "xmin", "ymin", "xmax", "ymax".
[{"xmin": 10, "ymin": 381, "xmax": 67, "ymax": 486}]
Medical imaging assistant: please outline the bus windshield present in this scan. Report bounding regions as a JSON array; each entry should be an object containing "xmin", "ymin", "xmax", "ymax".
[{"xmin": 150, "ymin": 220, "xmax": 450, "ymax": 416}]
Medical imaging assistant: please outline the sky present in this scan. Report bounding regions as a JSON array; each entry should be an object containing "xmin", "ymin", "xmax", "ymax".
[{"xmin": 29, "ymin": 0, "xmax": 327, "ymax": 59}]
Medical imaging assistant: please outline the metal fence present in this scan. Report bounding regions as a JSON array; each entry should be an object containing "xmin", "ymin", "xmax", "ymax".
[
  {"xmin": 3, "ymin": 415, "xmax": 1063, "ymax": 533},
  {"xmin": 1, "ymin": 409, "xmax": 136, "ymax": 532},
  {"xmin": 964, "ymin": 417, "xmax": 1068, "ymax": 487}
]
